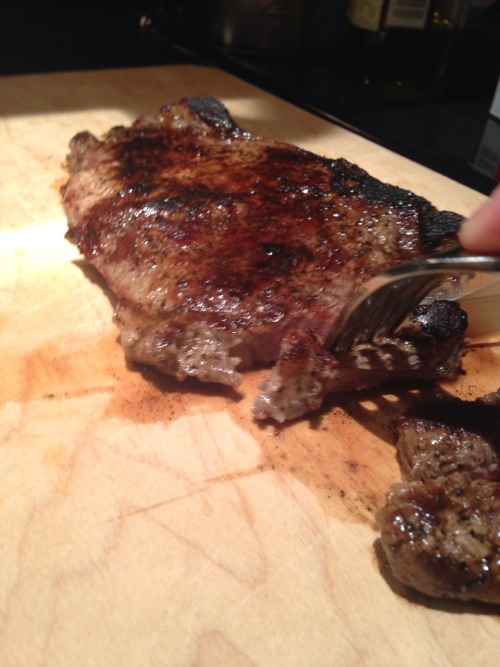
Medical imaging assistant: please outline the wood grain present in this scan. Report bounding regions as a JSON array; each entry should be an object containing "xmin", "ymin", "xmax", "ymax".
[{"xmin": 1, "ymin": 65, "xmax": 499, "ymax": 667}]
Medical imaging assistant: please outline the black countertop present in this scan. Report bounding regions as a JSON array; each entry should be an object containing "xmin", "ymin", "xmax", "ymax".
[{"xmin": 2, "ymin": 1, "xmax": 499, "ymax": 195}]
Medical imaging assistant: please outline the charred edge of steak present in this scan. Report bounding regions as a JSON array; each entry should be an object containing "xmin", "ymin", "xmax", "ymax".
[
  {"xmin": 377, "ymin": 390, "xmax": 500, "ymax": 603},
  {"xmin": 321, "ymin": 158, "xmax": 463, "ymax": 253},
  {"xmin": 253, "ymin": 300, "xmax": 467, "ymax": 423},
  {"xmin": 180, "ymin": 96, "xmax": 238, "ymax": 130},
  {"xmin": 411, "ymin": 299, "xmax": 468, "ymax": 339},
  {"xmin": 420, "ymin": 210, "xmax": 464, "ymax": 252}
]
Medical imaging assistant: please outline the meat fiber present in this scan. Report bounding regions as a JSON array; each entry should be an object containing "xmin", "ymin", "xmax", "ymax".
[
  {"xmin": 377, "ymin": 393, "xmax": 500, "ymax": 603},
  {"xmin": 62, "ymin": 96, "xmax": 466, "ymax": 416}
]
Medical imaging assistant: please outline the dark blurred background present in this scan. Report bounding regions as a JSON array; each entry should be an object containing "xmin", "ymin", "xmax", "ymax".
[{"xmin": 1, "ymin": 1, "xmax": 499, "ymax": 194}]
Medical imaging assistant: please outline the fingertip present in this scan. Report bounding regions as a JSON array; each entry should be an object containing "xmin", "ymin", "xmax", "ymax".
[{"xmin": 459, "ymin": 186, "xmax": 500, "ymax": 254}]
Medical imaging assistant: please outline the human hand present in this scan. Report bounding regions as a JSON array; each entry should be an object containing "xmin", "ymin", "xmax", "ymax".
[{"xmin": 458, "ymin": 184, "xmax": 500, "ymax": 254}]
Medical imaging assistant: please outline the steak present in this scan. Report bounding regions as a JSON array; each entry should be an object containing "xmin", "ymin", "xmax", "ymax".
[
  {"xmin": 62, "ymin": 96, "xmax": 466, "ymax": 416},
  {"xmin": 377, "ymin": 393, "xmax": 500, "ymax": 603}
]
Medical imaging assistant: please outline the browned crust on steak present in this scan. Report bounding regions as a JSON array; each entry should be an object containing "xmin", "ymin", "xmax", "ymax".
[
  {"xmin": 378, "ymin": 473, "xmax": 500, "ymax": 602},
  {"xmin": 377, "ymin": 392, "xmax": 500, "ymax": 603},
  {"xmin": 62, "ymin": 97, "xmax": 465, "ymax": 405}
]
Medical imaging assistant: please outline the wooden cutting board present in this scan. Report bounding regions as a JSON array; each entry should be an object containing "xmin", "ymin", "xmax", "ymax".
[{"xmin": 1, "ymin": 65, "xmax": 499, "ymax": 667}]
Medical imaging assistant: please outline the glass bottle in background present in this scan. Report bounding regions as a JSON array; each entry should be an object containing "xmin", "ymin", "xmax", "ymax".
[{"xmin": 343, "ymin": 0, "xmax": 471, "ymax": 101}]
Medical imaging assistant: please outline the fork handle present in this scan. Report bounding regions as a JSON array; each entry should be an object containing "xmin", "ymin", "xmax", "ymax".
[{"xmin": 385, "ymin": 246, "xmax": 500, "ymax": 278}]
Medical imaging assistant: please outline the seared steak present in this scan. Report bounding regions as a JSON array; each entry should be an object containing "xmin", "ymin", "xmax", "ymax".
[
  {"xmin": 62, "ymin": 96, "xmax": 465, "ymax": 414},
  {"xmin": 377, "ymin": 393, "xmax": 500, "ymax": 603}
]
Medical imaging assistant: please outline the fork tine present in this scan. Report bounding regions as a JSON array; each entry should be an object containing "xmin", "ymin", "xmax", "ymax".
[
  {"xmin": 372, "ymin": 274, "xmax": 447, "ymax": 337},
  {"xmin": 329, "ymin": 249, "xmax": 500, "ymax": 353},
  {"xmin": 330, "ymin": 273, "xmax": 448, "ymax": 351}
]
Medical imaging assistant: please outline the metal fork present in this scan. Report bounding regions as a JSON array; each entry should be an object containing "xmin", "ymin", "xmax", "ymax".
[{"xmin": 329, "ymin": 247, "xmax": 500, "ymax": 352}]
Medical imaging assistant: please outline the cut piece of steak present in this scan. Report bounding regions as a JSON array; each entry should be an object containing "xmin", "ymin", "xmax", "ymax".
[
  {"xmin": 377, "ymin": 393, "xmax": 500, "ymax": 603},
  {"xmin": 253, "ymin": 299, "xmax": 467, "ymax": 422},
  {"xmin": 62, "ymin": 96, "xmax": 465, "ymax": 410}
]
